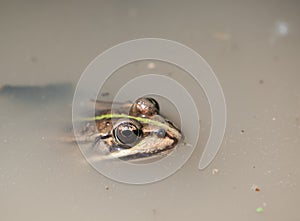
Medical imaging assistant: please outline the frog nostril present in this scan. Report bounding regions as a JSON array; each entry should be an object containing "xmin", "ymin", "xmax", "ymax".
[{"xmin": 157, "ymin": 128, "xmax": 166, "ymax": 138}]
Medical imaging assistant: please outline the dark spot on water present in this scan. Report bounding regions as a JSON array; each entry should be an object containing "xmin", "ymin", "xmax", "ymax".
[
  {"xmin": 259, "ymin": 80, "xmax": 264, "ymax": 84},
  {"xmin": 101, "ymin": 92, "xmax": 110, "ymax": 97},
  {"xmin": 240, "ymin": 129, "xmax": 245, "ymax": 134},
  {"xmin": 0, "ymin": 83, "xmax": 74, "ymax": 104},
  {"xmin": 231, "ymin": 42, "xmax": 239, "ymax": 51},
  {"xmin": 30, "ymin": 56, "xmax": 38, "ymax": 63},
  {"xmin": 152, "ymin": 208, "xmax": 157, "ymax": 217}
]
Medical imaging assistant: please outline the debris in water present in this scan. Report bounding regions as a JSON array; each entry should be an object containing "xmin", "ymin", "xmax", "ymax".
[
  {"xmin": 212, "ymin": 169, "xmax": 219, "ymax": 175},
  {"xmin": 256, "ymin": 207, "xmax": 264, "ymax": 213},
  {"xmin": 250, "ymin": 184, "xmax": 261, "ymax": 192},
  {"xmin": 212, "ymin": 32, "xmax": 231, "ymax": 41}
]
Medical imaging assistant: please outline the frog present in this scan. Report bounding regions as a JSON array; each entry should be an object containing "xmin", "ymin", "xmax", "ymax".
[
  {"xmin": 0, "ymin": 84, "xmax": 183, "ymax": 162},
  {"xmin": 74, "ymin": 97, "xmax": 183, "ymax": 161}
]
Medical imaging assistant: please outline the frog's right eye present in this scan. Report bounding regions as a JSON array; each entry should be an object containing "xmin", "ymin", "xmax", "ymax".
[{"xmin": 113, "ymin": 120, "xmax": 142, "ymax": 147}]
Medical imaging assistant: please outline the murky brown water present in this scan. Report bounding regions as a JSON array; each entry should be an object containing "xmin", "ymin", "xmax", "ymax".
[{"xmin": 0, "ymin": 1, "xmax": 299, "ymax": 220}]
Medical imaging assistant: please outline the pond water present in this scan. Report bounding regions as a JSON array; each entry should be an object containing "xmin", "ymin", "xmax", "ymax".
[{"xmin": 0, "ymin": 1, "xmax": 299, "ymax": 220}]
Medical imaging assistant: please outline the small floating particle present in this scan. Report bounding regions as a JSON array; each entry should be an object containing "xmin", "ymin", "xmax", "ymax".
[
  {"xmin": 272, "ymin": 117, "xmax": 276, "ymax": 121},
  {"xmin": 240, "ymin": 129, "xmax": 245, "ymax": 134},
  {"xmin": 147, "ymin": 62, "xmax": 156, "ymax": 69},
  {"xmin": 212, "ymin": 169, "xmax": 219, "ymax": 175},
  {"xmin": 212, "ymin": 32, "xmax": 231, "ymax": 41},
  {"xmin": 259, "ymin": 80, "xmax": 264, "ymax": 84},
  {"xmin": 256, "ymin": 207, "xmax": 264, "ymax": 213},
  {"xmin": 250, "ymin": 184, "xmax": 260, "ymax": 192},
  {"xmin": 105, "ymin": 186, "xmax": 109, "ymax": 190}
]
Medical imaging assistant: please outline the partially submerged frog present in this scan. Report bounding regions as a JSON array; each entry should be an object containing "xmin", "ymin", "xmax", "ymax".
[
  {"xmin": 0, "ymin": 84, "xmax": 182, "ymax": 162},
  {"xmin": 74, "ymin": 97, "xmax": 183, "ymax": 161}
]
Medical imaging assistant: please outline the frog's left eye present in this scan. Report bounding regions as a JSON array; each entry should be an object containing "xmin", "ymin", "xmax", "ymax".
[
  {"xmin": 113, "ymin": 120, "xmax": 142, "ymax": 147},
  {"xmin": 129, "ymin": 97, "xmax": 160, "ymax": 117}
]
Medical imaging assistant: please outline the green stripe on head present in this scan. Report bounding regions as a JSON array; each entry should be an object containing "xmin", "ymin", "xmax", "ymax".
[{"xmin": 82, "ymin": 114, "xmax": 166, "ymax": 128}]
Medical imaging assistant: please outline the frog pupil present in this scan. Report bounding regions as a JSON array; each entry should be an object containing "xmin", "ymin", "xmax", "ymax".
[
  {"xmin": 122, "ymin": 129, "xmax": 133, "ymax": 137},
  {"xmin": 114, "ymin": 122, "xmax": 141, "ymax": 147}
]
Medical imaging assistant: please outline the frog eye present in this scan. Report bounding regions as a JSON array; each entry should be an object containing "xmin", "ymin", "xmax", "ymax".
[
  {"xmin": 113, "ymin": 120, "xmax": 142, "ymax": 147},
  {"xmin": 129, "ymin": 97, "xmax": 160, "ymax": 117}
]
